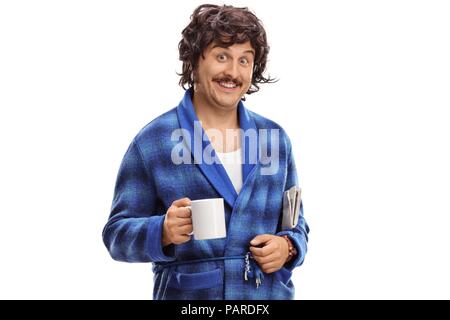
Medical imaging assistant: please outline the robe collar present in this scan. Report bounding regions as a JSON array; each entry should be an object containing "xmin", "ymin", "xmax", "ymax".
[{"xmin": 176, "ymin": 89, "xmax": 259, "ymax": 208}]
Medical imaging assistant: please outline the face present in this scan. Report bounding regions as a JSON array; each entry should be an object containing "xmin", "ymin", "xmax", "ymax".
[{"xmin": 193, "ymin": 41, "xmax": 255, "ymax": 111}]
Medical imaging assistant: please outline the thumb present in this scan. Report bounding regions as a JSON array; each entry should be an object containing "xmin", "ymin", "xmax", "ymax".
[{"xmin": 250, "ymin": 234, "xmax": 272, "ymax": 246}]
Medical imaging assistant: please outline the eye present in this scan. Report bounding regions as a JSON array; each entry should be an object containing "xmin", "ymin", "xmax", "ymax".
[
  {"xmin": 217, "ymin": 53, "xmax": 227, "ymax": 62},
  {"xmin": 240, "ymin": 57, "xmax": 249, "ymax": 65}
]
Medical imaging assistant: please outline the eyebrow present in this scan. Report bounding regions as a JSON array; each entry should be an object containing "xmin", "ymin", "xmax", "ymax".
[{"xmin": 212, "ymin": 44, "xmax": 255, "ymax": 57}]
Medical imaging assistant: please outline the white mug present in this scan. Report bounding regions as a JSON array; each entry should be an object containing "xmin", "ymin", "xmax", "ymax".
[{"xmin": 187, "ymin": 198, "xmax": 226, "ymax": 240}]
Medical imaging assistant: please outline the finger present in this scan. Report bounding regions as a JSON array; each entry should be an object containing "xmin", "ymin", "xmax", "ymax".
[
  {"xmin": 250, "ymin": 245, "xmax": 270, "ymax": 257},
  {"xmin": 176, "ymin": 217, "xmax": 193, "ymax": 227},
  {"xmin": 250, "ymin": 241, "xmax": 277, "ymax": 257},
  {"xmin": 172, "ymin": 197, "xmax": 191, "ymax": 208},
  {"xmin": 173, "ymin": 234, "xmax": 191, "ymax": 244},
  {"xmin": 177, "ymin": 224, "xmax": 193, "ymax": 235},
  {"xmin": 250, "ymin": 234, "xmax": 273, "ymax": 247},
  {"xmin": 253, "ymin": 251, "xmax": 280, "ymax": 265},
  {"xmin": 263, "ymin": 267, "xmax": 280, "ymax": 274},
  {"xmin": 261, "ymin": 261, "xmax": 280, "ymax": 272},
  {"xmin": 174, "ymin": 207, "xmax": 192, "ymax": 218},
  {"xmin": 250, "ymin": 246, "xmax": 265, "ymax": 257},
  {"xmin": 249, "ymin": 246, "xmax": 263, "ymax": 257}
]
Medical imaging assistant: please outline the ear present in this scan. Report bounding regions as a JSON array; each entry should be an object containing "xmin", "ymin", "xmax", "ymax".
[{"xmin": 191, "ymin": 70, "xmax": 198, "ymax": 90}]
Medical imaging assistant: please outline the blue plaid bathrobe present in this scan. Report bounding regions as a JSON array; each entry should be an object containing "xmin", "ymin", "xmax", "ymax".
[{"xmin": 102, "ymin": 89, "xmax": 309, "ymax": 300}]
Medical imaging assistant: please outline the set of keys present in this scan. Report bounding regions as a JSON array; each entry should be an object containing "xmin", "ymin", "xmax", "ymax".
[{"xmin": 244, "ymin": 252, "xmax": 262, "ymax": 288}]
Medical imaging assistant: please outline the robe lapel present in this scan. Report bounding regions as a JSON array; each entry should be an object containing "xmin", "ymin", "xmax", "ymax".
[{"xmin": 237, "ymin": 99, "xmax": 258, "ymax": 185}]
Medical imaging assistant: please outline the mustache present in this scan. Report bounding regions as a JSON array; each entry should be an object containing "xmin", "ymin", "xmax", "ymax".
[{"xmin": 213, "ymin": 77, "xmax": 242, "ymax": 86}]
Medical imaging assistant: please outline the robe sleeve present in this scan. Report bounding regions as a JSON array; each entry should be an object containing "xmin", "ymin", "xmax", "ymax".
[
  {"xmin": 276, "ymin": 144, "xmax": 310, "ymax": 271},
  {"xmin": 102, "ymin": 139, "xmax": 176, "ymax": 263}
]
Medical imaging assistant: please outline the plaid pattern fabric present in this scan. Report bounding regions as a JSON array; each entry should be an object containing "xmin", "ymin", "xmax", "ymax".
[{"xmin": 102, "ymin": 90, "xmax": 309, "ymax": 300}]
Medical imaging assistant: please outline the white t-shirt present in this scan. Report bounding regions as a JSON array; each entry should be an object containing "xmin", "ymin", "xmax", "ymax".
[{"xmin": 216, "ymin": 148, "xmax": 243, "ymax": 194}]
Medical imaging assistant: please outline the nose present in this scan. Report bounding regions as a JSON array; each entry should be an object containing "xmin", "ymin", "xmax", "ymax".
[{"xmin": 223, "ymin": 60, "xmax": 240, "ymax": 80}]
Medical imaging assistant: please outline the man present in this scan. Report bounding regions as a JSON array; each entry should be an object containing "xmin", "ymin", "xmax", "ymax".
[{"xmin": 102, "ymin": 4, "xmax": 309, "ymax": 300}]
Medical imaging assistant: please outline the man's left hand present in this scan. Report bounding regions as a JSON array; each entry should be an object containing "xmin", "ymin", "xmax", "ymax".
[{"xmin": 249, "ymin": 234, "xmax": 289, "ymax": 273}]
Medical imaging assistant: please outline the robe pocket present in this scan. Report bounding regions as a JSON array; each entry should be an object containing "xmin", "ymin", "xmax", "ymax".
[
  {"xmin": 167, "ymin": 268, "xmax": 222, "ymax": 290},
  {"xmin": 274, "ymin": 267, "xmax": 292, "ymax": 285},
  {"xmin": 273, "ymin": 267, "xmax": 295, "ymax": 299}
]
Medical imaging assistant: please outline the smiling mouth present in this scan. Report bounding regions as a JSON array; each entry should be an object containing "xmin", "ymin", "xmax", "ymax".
[{"xmin": 215, "ymin": 80, "xmax": 241, "ymax": 91}]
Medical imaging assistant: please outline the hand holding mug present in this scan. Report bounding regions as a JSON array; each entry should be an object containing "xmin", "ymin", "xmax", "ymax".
[{"xmin": 162, "ymin": 197, "xmax": 193, "ymax": 246}]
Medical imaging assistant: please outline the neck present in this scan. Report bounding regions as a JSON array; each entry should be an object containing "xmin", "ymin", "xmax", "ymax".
[
  {"xmin": 191, "ymin": 91, "xmax": 241, "ymax": 153},
  {"xmin": 192, "ymin": 92, "xmax": 240, "ymax": 132}
]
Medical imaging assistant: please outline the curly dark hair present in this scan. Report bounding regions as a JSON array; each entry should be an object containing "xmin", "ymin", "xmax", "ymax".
[{"xmin": 178, "ymin": 4, "xmax": 277, "ymax": 96}]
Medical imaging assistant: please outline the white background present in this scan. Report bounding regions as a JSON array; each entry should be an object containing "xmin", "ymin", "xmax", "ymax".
[{"xmin": 1, "ymin": 0, "xmax": 449, "ymax": 299}]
